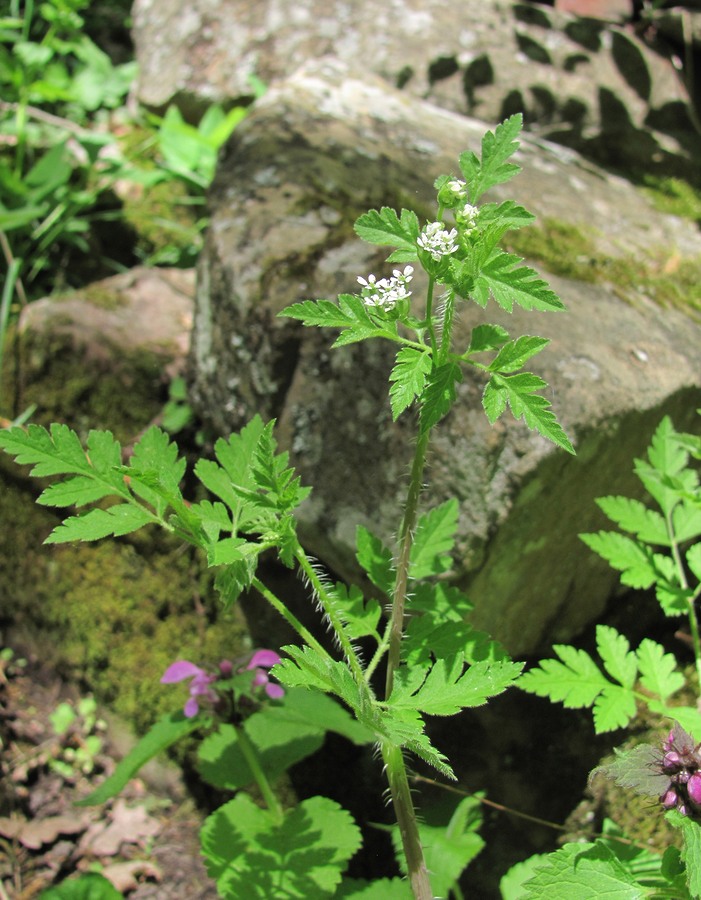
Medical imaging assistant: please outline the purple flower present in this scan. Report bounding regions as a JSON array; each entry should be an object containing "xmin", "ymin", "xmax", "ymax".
[
  {"xmin": 247, "ymin": 649, "xmax": 284, "ymax": 700},
  {"xmin": 161, "ymin": 660, "xmax": 218, "ymax": 718}
]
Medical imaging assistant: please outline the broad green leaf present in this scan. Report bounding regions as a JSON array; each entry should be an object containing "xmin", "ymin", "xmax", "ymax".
[
  {"xmin": 280, "ymin": 294, "xmax": 385, "ymax": 347},
  {"xmin": 459, "ymin": 114, "xmax": 523, "ymax": 203},
  {"xmin": 354, "ymin": 207, "xmax": 420, "ymax": 255},
  {"xmin": 197, "ymin": 714, "xmax": 324, "ymax": 791},
  {"xmin": 596, "ymin": 495, "xmax": 670, "ymax": 545},
  {"xmin": 390, "ymin": 656, "xmax": 523, "ymax": 716},
  {"xmin": 202, "ymin": 794, "xmax": 361, "ymax": 898},
  {"xmin": 520, "ymin": 841, "xmax": 642, "ymax": 899},
  {"xmin": 76, "ymin": 712, "xmax": 201, "ymax": 806},
  {"xmin": 420, "ymin": 361, "xmax": 462, "ymax": 432},
  {"xmin": 409, "ymin": 499, "xmax": 458, "ymax": 580},
  {"xmin": 677, "ymin": 811, "xmax": 701, "ymax": 899},
  {"xmin": 596, "ymin": 625, "xmax": 637, "ymax": 689},
  {"xmin": 580, "ymin": 531, "xmax": 657, "ymax": 589},
  {"xmin": 392, "ymin": 796, "xmax": 484, "ymax": 898},
  {"xmin": 488, "ymin": 335, "xmax": 549, "ymax": 373},
  {"xmin": 355, "ymin": 526, "xmax": 394, "ymax": 595},
  {"xmin": 44, "ymin": 503, "xmax": 155, "ymax": 544},
  {"xmin": 389, "ymin": 347, "xmax": 432, "ymax": 420},
  {"xmin": 40, "ymin": 873, "xmax": 123, "ymax": 899},
  {"xmin": 403, "ymin": 615, "xmax": 506, "ymax": 667},
  {"xmin": 472, "ymin": 250, "xmax": 565, "ymax": 312},
  {"xmin": 673, "ymin": 501, "xmax": 701, "ymax": 543},
  {"xmin": 637, "ymin": 638, "xmax": 685, "ymax": 700},
  {"xmin": 483, "ymin": 372, "xmax": 574, "ymax": 454}
]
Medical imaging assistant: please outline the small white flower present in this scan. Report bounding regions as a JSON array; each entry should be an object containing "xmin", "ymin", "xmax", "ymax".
[
  {"xmin": 457, "ymin": 202, "xmax": 479, "ymax": 235},
  {"xmin": 417, "ymin": 222, "xmax": 459, "ymax": 261},
  {"xmin": 357, "ymin": 265, "xmax": 413, "ymax": 311},
  {"xmin": 447, "ymin": 179, "xmax": 468, "ymax": 199}
]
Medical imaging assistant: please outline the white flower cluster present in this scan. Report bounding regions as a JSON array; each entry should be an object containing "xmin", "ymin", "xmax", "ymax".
[
  {"xmin": 417, "ymin": 222, "xmax": 459, "ymax": 261},
  {"xmin": 357, "ymin": 266, "xmax": 414, "ymax": 311},
  {"xmin": 457, "ymin": 202, "xmax": 479, "ymax": 234}
]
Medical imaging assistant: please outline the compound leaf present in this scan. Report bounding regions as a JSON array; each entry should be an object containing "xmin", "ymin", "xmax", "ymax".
[
  {"xmin": 472, "ymin": 250, "xmax": 565, "ymax": 313},
  {"xmin": 354, "ymin": 207, "xmax": 420, "ymax": 256},
  {"xmin": 483, "ymin": 372, "xmax": 574, "ymax": 454},
  {"xmin": 389, "ymin": 347, "xmax": 431, "ymax": 420},
  {"xmin": 459, "ymin": 114, "xmax": 523, "ymax": 203}
]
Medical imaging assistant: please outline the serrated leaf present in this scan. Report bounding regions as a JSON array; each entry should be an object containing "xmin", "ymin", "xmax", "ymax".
[
  {"xmin": 389, "ymin": 347, "xmax": 431, "ymax": 419},
  {"xmin": 592, "ymin": 742, "xmax": 669, "ymax": 798},
  {"xmin": 520, "ymin": 841, "xmax": 642, "ymax": 899},
  {"xmin": 280, "ymin": 294, "xmax": 385, "ymax": 347},
  {"xmin": 687, "ymin": 543, "xmax": 701, "ymax": 582},
  {"xmin": 354, "ymin": 207, "xmax": 420, "ymax": 254},
  {"xmin": 202, "ymin": 793, "xmax": 361, "ymax": 898},
  {"xmin": 593, "ymin": 685, "xmax": 637, "ymax": 733},
  {"xmin": 335, "ymin": 877, "xmax": 413, "ymax": 898},
  {"xmin": 472, "ymin": 250, "xmax": 565, "ymax": 312},
  {"xmin": 44, "ymin": 503, "xmax": 155, "ymax": 544},
  {"xmin": 596, "ymin": 625, "xmax": 637, "ymax": 689},
  {"xmin": 596, "ymin": 496, "xmax": 670, "ymax": 545},
  {"xmin": 488, "ymin": 335, "xmax": 549, "ymax": 373},
  {"xmin": 637, "ymin": 638, "xmax": 685, "ymax": 700},
  {"xmin": 355, "ymin": 526, "xmax": 394, "ymax": 595},
  {"xmin": 76, "ymin": 711, "xmax": 201, "ymax": 806},
  {"xmin": 466, "ymin": 323, "xmax": 510, "ymax": 355},
  {"xmin": 37, "ymin": 476, "xmax": 121, "ymax": 508},
  {"xmin": 519, "ymin": 645, "xmax": 608, "ymax": 709},
  {"xmin": 409, "ymin": 499, "xmax": 458, "ymax": 580},
  {"xmin": 580, "ymin": 531, "xmax": 657, "ymax": 588},
  {"xmin": 403, "ymin": 615, "xmax": 506, "ymax": 668},
  {"xmin": 459, "ymin": 114, "xmax": 523, "ymax": 203},
  {"xmin": 390, "ymin": 656, "xmax": 523, "ymax": 716},
  {"xmin": 678, "ymin": 815, "xmax": 701, "ymax": 900},
  {"xmin": 483, "ymin": 372, "xmax": 574, "ymax": 454},
  {"xmin": 273, "ymin": 646, "xmax": 365, "ymax": 715},
  {"xmin": 419, "ymin": 361, "xmax": 462, "ymax": 432},
  {"xmin": 333, "ymin": 582, "xmax": 383, "ymax": 642}
]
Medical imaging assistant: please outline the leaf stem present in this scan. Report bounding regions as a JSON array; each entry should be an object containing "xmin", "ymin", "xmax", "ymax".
[
  {"xmin": 293, "ymin": 548, "xmax": 369, "ymax": 689},
  {"xmin": 234, "ymin": 721, "xmax": 284, "ymax": 824},
  {"xmin": 251, "ymin": 575, "xmax": 328, "ymax": 660}
]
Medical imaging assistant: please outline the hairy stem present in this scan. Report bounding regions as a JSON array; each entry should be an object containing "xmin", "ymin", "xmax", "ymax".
[
  {"xmin": 385, "ymin": 427, "xmax": 431, "ymax": 698},
  {"xmin": 294, "ymin": 548, "xmax": 368, "ymax": 689},
  {"xmin": 383, "ymin": 742, "xmax": 434, "ymax": 899},
  {"xmin": 668, "ymin": 514, "xmax": 701, "ymax": 685},
  {"xmin": 251, "ymin": 575, "xmax": 328, "ymax": 659}
]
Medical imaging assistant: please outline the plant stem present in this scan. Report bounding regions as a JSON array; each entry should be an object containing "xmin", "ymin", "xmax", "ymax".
[
  {"xmin": 668, "ymin": 514, "xmax": 701, "ymax": 685},
  {"xmin": 385, "ymin": 426, "xmax": 431, "ymax": 698},
  {"xmin": 251, "ymin": 575, "xmax": 328, "ymax": 659},
  {"xmin": 294, "ymin": 548, "xmax": 368, "ymax": 689},
  {"xmin": 382, "ymin": 742, "xmax": 434, "ymax": 900},
  {"xmin": 234, "ymin": 720, "xmax": 284, "ymax": 823}
]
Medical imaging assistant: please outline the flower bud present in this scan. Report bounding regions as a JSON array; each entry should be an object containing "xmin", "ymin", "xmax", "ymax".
[
  {"xmin": 661, "ymin": 787, "xmax": 678, "ymax": 809},
  {"xmin": 688, "ymin": 773, "xmax": 701, "ymax": 806},
  {"xmin": 663, "ymin": 751, "xmax": 683, "ymax": 772}
]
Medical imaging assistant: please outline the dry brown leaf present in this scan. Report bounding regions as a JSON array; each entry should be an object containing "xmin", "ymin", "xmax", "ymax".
[
  {"xmin": 17, "ymin": 814, "xmax": 90, "ymax": 850},
  {"xmin": 101, "ymin": 859, "xmax": 162, "ymax": 892},
  {"xmin": 84, "ymin": 799, "xmax": 161, "ymax": 856}
]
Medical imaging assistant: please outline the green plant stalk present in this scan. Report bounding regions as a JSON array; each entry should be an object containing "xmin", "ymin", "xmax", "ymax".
[
  {"xmin": 234, "ymin": 720, "xmax": 284, "ymax": 824},
  {"xmin": 250, "ymin": 575, "xmax": 329, "ymax": 660},
  {"xmin": 294, "ymin": 547, "xmax": 368, "ymax": 690},
  {"xmin": 668, "ymin": 516, "xmax": 701, "ymax": 685},
  {"xmin": 382, "ymin": 741, "xmax": 433, "ymax": 900}
]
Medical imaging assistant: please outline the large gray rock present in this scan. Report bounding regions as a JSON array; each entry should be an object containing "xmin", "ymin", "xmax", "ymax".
[
  {"xmin": 190, "ymin": 58, "xmax": 701, "ymax": 655},
  {"xmin": 131, "ymin": 0, "xmax": 696, "ymax": 176}
]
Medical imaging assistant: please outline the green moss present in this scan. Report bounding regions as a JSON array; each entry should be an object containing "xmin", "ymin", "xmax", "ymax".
[
  {"xmin": 0, "ymin": 462, "xmax": 250, "ymax": 734},
  {"xmin": 641, "ymin": 176, "xmax": 701, "ymax": 226},
  {"xmin": 507, "ymin": 217, "xmax": 701, "ymax": 318}
]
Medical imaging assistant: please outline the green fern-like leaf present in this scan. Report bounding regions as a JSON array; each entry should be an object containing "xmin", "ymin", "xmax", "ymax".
[
  {"xmin": 389, "ymin": 347, "xmax": 431, "ymax": 419},
  {"xmin": 459, "ymin": 114, "xmax": 523, "ymax": 204}
]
